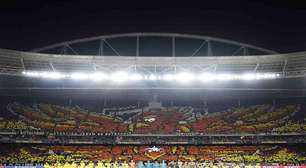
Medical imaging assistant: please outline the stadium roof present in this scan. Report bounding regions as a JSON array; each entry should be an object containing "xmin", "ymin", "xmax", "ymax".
[
  {"xmin": 0, "ymin": 47, "xmax": 306, "ymax": 78},
  {"xmin": 31, "ymin": 33, "xmax": 278, "ymax": 55},
  {"xmin": 0, "ymin": 33, "xmax": 306, "ymax": 100}
]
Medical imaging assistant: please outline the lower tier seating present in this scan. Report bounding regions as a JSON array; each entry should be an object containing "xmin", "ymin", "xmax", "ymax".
[{"xmin": 0, "ymin": 145, "xmax": 305, "ymax": 164}]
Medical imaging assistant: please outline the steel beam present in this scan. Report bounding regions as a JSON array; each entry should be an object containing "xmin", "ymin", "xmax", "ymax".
[
  {"xmin": 172, "ymin": 36, "xmax": 175, "ymax": 57},
  {"xmin": 191, "ymin": 40, "xmax": 207, "ymax": 56},
  {"xmin": 136, "ymin": 36, "xmax": 139, "ymax": 57},
  {"xmin": 31, "ymin": 33, "xmax": 278, "ymax": 54}
]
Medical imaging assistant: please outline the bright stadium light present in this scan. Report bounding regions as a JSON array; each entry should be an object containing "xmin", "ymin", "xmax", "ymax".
[
  {"xmin": 148, "ymin": 74, "xmax": 158, "ymax": 81},
  {"xmin": 25, "ymin": 71, "xmax": 40, "ymax": 77},
  {"xmin": 40, "ymin": 72, "xmax": 66, "ymax": 79},
  {"xmin": 241, "ymin": 73, "xmax": 257, "ymax": 80},
  {"xmin": 255, "ymin": 73, "xmax": 277, "ymax": 79},
  {"xmin": 176, "ymin": 72, "xmax": 195, "ymax": 83},
  {"xmin": 70, "ymin": 73, "xmax": 89, "ymax": 80},
  {"xmin": 216, "ymin": 73, "xmax": 236, "ymax": 81},
  {"xmin": 89, "ymin": 72, "xmax": 108, "ymax": 81},
  {"xmin": 129, "ymin": 73, "xmax": 143, "ymax": 81},
  {"xmin": 264, "ymin": 73, "xmax": 277, "ymax": 79},
  {"xmin": 110, "ymin": 71, "xmax": 129, "ymax": 83},
  {"xmin": 22, "ymin": 71, "xmax": 66, "ymax": 79},
  {"xmin": 197, "ymin": 73, "xmax": 215, "ymax": 82},
  {"xmin": 163, "ymin": 74, "xmax": 175, "ymax": 81},
  {"xmin": 21, "ymin": 70, "xmax": 280, "ymax": 83}
]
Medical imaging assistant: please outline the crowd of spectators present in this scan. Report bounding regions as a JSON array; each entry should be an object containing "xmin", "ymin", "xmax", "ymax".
[
  {"xmin": 1, "ymin": 102, "xmax": 305, "ymax": 135},
  {"xmin": 1, "ymin": 100, "xmax": 306, "ymax": 166},
  {"xmin": 2, "ymin": 161, "xmax": 306, "ymax": 168},
  {"xmin": 0, "ymin": 144, "xmax": 305, "ymax": 165}
]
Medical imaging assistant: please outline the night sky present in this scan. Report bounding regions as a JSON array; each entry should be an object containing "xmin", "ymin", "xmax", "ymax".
[{"xmin": 0, "ymin": 0, "xmax": 306, "ymax": 53}]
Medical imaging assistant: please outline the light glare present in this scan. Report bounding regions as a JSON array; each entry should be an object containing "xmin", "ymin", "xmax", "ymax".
[
  {"xmin": 70, "ymin": 73, "xmax": 89, "ymax": 80},
  {"xmin": 241, "ymin": 73, "xmax": 256, "ymax": 80},
  {"xmin": 41, "ymin": 72, "xmax": 65, "ymax": 79},
  {"xmin": 198, "ymin": 73, "xmax": 215, "ymax": 82},
  {"xmin": 21, "ymin": 70, "xmax": 280, "ymax": 82},
  {"xmin": 129, "ymin": 73, "xmax": 143, "ymax": 81},
  {"xmin": 176, "ymin": 72, "xmax": 195, "ymax": 83},
  {"xmin": 148, "ymin": 74, "xmax": 158, "ymax": 81},
  {"xmin": 111, "ymin": 71, "xmax": 128, "ymax": 82},
  {"xmin": 163, "ymin": 74, "xmax": 175, "ymax": 81},
  {"xmin": 89, "ymin": 73, "xmax": 108, "ymax": 81},
  {"xmin": 216, "ymin": 74, "xmax": 236, "ymax": 80}
]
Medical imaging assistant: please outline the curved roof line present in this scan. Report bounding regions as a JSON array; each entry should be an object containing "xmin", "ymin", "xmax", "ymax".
[{"xmin": 31, "ymin": 32, "xmax": 278, "ymax": 54}]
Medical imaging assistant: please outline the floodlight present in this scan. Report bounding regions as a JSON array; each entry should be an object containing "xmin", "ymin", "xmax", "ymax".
[
  {"xmin": 163, "ymin": 74, "xmax": 175, "ymax": 81},
  {"xmin": 216, "ymin": 74, "xmax": 236, "ymax": 81},
  {"xmin": 176, "ymin": 72, "xmax": 195, "ymax": 83},
  {"xmin": 129, "ymin": 73, "xmax": 143, "ymax": 81},
  {"xmin": 110, "ymin": 71, "xmax": 129, "ymax": 82},
  {"xmin": 20, "ymin": 70, "xmax": 280, "ymax": 83},
  {"xmin": 241, "ymin": 73, "xmax": 257, "ymax": 80},
  {"xmin": 25, "ymin": 71, "xmax": 40, "ymax": 77},
  {"xmin": 254, "ymin": 73, "xmax": 263, "ymax": 79},
  {"xmin": 70, "ymin": 73, "xmax": 89, "ymax": 80},
  {"xmin": 266, "ymin": 73, "xmax": 277, "ymax": 78},
  {"xmin": 148, "ymin": 74, "xmax": 158, "ymax": 81},
  {"xmin": 89, "ymin": 72, "xmax": 108, "ymax": 81},
  {"xmin": 40, "ymin": 72, "xmax": 65, "ymax": 79},
  {"xmin": 197, "ymin": 73, "xmax": 215, "ymax": 82},
  {"xmin": 256, "ymin": 73, "xmax": 277, "ymax": 79}
]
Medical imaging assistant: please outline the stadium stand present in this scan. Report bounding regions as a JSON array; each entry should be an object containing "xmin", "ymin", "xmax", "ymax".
[
  {"xmin": 0, "ymin": 144, "xmax": 305, "ymax": 166},
  {"xmin": 0, "ymin": 41, "xmax": 306, "ymax": 167},
  {"xmin": 1, "ymin": 101, "xmax": 305, "ymax": 134}
]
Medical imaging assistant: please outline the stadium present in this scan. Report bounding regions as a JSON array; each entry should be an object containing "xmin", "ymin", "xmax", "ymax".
[{"xmin": 0, "ymin": 31, "xmax": 305, "ymax": 168}]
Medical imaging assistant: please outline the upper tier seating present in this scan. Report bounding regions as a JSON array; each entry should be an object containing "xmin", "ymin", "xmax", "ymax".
[{"xmin": 1, "ymin": 102, "xmax": 305, "ymax": 134}]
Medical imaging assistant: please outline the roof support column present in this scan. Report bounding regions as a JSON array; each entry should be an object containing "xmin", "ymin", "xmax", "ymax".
[
  {"xmin": 20, "ymin": 58, "xmax": 25, "ymax": 71},
  {"xmin": 49, "ymin": 61, "xmax": 55, "ymax": 71},
  {"xmin": 172, "ymin": 36, "xmax": 176, "ymax": 57},
  {"xmin": 254, "ymin": 63, "xmax": 259, "ymax": 72},
  {"xmin": 243, "ymin": 47, "xmax": 248, "ymax": 56},
  {"xmin": 99, "ymin": 39, "xmax": 104, "ymax": 56},
  {"xmin": 207, "ymin": 40, "xmax": 213, "ymax": 56},
  {"xmin": 282, "ymin": 59, "xmax": 287, "ymax": 76},
  {"xmin": 136, "ymin": 36, "xmax": 140, "ymax": 57}
]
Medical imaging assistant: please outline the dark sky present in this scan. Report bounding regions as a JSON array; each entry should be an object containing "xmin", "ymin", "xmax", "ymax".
[{"xmin": 0, "ymin": 0, "xmax": 306, "ymax": 53}]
